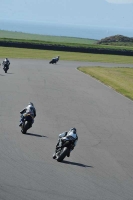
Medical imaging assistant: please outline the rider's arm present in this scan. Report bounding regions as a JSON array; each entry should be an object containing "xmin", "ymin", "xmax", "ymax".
[
  {"xmin": 34, "ymin": 108, "xmax": 36, "ymax": 118},
  {"xmin": 59, "ymin": 132, "xmax": 67, "ymax": 138},
  {"xmin": 73, "ymin": 135, "xmax": 78, "ymax": 147},
  {"xmin": 73, "ymin": 139, "xmax": 78, "ymax": 147},
  {"xmin": 20, "ymin": 108, "xmax": 26, "ymax": 114}
]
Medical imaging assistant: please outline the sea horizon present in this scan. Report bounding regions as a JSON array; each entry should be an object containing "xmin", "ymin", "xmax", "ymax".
[{"xmin": 0, "ymin": 20, "xmax": 133, "ymax": 40}]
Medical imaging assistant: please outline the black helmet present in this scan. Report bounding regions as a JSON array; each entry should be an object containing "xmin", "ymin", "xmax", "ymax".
[{"xmin": 70, "ymin": 128, "xmax": 76, "ymax": 134}]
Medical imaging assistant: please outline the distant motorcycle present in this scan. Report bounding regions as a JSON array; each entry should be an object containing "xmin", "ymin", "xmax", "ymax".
[
  {"xmin": 20, "ymin": 114, "xmax": 33, "ymax": 134},
  {"xmin": 55, "ymin": 136, "xmax": 75, "ymax": 162},
  {"xmin": 2, "ymin": 58, "xmax": 10, "ymax": 73},
  {"xmin": 2, "ymin": 63, "xmax": 9, "ymax": 73},
  {"xmin": 49, "ymin": 56, "xmax": 59, "ymax": 64}
]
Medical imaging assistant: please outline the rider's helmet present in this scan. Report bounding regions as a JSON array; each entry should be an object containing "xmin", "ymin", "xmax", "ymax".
[
  {"xmin": 70, "ymin": 128, "xmax": 76, "ymax": 134},
  {"xmin": 28, "ymin": 102, "xmax": 34, "ymax": 107}
]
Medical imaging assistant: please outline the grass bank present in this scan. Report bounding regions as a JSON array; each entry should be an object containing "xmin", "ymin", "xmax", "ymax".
[
  {"xmin": 1, "ymin": 31, "xmax": 133, "ymax": 56},
  {"xmin": 78, "ymin": 67, "xmax": 133, "ymax": 100},
  {"xmin": 0, "ymin": 47, "xmax": 133, "ymax": 64},
  {"xmin": 0, "ymin": 30, "xmax": 97, "ymax": 45}
]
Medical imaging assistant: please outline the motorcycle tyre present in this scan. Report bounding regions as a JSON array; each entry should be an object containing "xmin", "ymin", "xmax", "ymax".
[
  {"xmin": 56, "ymin": 147, "xmax": 69, "ymax": 162},
  {"xmin": 22, "ymin": 121, "xmax": 30, "ymax": 134},
  {"xmin": 4, "ymin": 69, "xmax": 7, "ymax": 73}
]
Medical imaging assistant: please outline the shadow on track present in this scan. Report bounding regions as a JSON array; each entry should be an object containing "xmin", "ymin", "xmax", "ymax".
[
  {"xmin": 25, "ymin": 132, "xmax": 47, "ymax": 138},
  {"xmin": 62, "ymin": 160, "xmax": 93, "ymax": 168},
  {"xmin": 0, "ymin": 74, "xmax": 5, "ymax": 76},
  {"xmin": 7, "ymin": 73, "xmax": 14, "ymax": 74}
]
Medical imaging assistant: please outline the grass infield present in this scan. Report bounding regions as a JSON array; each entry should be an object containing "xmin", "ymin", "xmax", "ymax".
[
  {"xmin": 0, "ymin": 47, "xmax": 133, "ymax": 64},
  {"xmin": 78, "ymin": 67, "xmax": 133, "ymax": 100}
]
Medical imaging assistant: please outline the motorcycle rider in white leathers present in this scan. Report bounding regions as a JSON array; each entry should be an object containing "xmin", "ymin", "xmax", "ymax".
[
  {"xmin": 53, "ymin": 128, "xmax": 78, "ymax": 159},
  {"xmin": 55, "ymin": 55, "xmax": 59, "ymax": 61},
  {"xmin": 19, "ymin": 102, "xmax": 36, "ymax": 127},
  {"xmin": 53, "ymin": 55, "xmax": 60, "ymax": 62}
]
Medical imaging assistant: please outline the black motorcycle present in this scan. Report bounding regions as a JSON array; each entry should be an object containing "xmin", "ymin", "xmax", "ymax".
[
  {"xmin": 2, "ymin": 63, "xmax": 9, "ymax": 73},
  {"xmin": 55, "ymin": 136, "xmax": 75, "ymax": 162},
  {"xmin": 20, "ymin": 114, "xmax": 33, "ymax": 134},
  {"xmin": 49, "ymin": 56, "xmax": 59, "ymax": 64}
]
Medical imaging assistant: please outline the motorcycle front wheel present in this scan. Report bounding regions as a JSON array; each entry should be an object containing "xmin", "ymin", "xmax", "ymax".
[
  {"xmin": 56, "ymin": 147, "xmax": 69, "ymax": 162},
  {"xmin": 22, "ymin": 121, "xmax": 30, "ymax": 134}
]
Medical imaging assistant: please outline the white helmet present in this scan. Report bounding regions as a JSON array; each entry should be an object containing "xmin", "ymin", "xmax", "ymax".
[
  {"xmin": 28, "ymin": 102, "xmax": 34, "ymax": 107},
  {"xmin": 70, "ymin": 128, "xmax": 76, "ymax": 134}
]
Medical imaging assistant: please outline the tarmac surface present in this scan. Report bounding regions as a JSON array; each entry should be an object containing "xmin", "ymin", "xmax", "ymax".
[{"xmin": 0, "ymin": 59, "xmax": 133, "ymax": 200}]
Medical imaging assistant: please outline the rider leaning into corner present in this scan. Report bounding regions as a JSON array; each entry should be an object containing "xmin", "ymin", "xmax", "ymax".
[
  {"xmin": 53, "ymin": 55, "xmax": 60, "ymax": 61},
  {"xmin": 19, "ymin": 102, "xmax": 36, "ymax": 127},
  {"xmin": 56, "ymin": 55, "xmax": 60, "ymax": 61},
  {"xmin": 53, "ymin": 128, "xmax": 78, "ymax": 159}
]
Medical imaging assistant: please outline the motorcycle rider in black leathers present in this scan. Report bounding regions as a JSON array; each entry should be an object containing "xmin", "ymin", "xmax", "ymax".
[
  {"xmin": 2, "ymin": 58, "xmax": 10, "ymax": 70},
  {"xmin": 53, "ymin": 128, "xmax": 78, "ymax": 159},
  {"xmin": 52, "ymin": 55, "xmax": 60, "ymax": 63},
  {"xmin": 19, "ymin": 102, "xmax": 36, "ymax": 127}
]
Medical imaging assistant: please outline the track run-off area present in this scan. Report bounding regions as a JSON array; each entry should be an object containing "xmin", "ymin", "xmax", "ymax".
[{"xmin": 0, "ymin": 59, "xmax": 133, "ymax": 200}]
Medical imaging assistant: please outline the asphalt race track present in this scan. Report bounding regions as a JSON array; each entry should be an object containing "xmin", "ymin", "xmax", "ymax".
[{"xmin": 0, "ymin": 59, "xmax": 133, "ymax": 200}]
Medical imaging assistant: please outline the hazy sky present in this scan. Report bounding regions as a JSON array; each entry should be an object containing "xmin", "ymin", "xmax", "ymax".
[{"xmin": 0, "ymin": 0, "xmax": 133, "ymax": 29}]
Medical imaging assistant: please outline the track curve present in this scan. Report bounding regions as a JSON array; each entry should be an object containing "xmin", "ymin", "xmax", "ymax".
[{"xmin": 0, "ymin": 59, "xmax": 133, "ymax": 200}]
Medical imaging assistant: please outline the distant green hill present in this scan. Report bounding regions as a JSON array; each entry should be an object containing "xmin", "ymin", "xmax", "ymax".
[
  {"xmin": 0, "ymin": 30, "xmax": 97, "ymax": 45},
  {"xmin": 97, "ymin": 35, "xmax": 133, "ymax": 46},
  {"xmin": 0, "ymin": 31, "xmax": 133, "ymax": 56}
]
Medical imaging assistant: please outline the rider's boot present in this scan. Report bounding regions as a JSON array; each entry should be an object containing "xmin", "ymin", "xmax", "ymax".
[
  {"xmin": 52, "ymin": 153, "xmax": 56, "ymax": 159},
  {"xmin": 67, "ymin": 151, "xmax": 70, "ymax": 157}
]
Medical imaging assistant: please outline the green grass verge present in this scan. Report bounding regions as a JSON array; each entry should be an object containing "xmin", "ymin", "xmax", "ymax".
[
  {"xmin": 0, "ymin": 47, "xmax": 133, "ymax": 64},
  {"xmin": 78, "ymin": 67, "xmax": 133, "ymax": 100}
]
